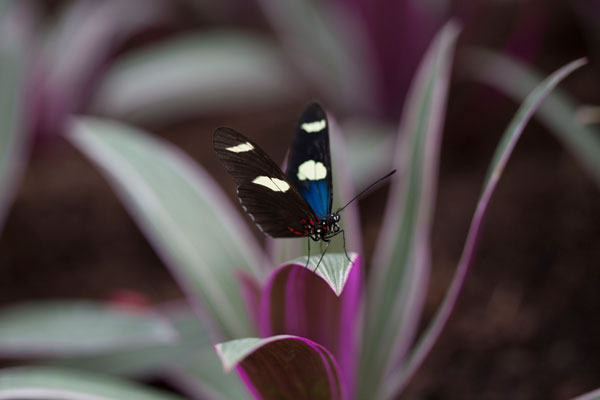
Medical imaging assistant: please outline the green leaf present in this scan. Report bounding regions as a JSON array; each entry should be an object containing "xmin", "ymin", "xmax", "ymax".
[
  {"xmin": 0, "ymin": 2, "xmax": 30, "ymax": 233},
  {"xmin": 0, "ymin": 367, "xmax": 184, "ymax": 400},
  {"xmin": 216, "ymin": 335, "xmax": 344, "ymax": 400},
  {"xmin": 462, "ymin": 48, "xmax": 600, "ymax": 185},
  {"xmin": 342, "ymin": 119, "xmax": 396, "ymax": 189},
  {"xmin": 50, "ymin": 303, "xmax": 203, "ymax": 374},
  {"xmin": 256, "ymin": 0, "xmax": 376, "ymax": 112},
  {"xmin": 384, "ymin": 57, "xmax": 588, "ymax": 399},
  {"xmin": 572, "ymin": 387, "xmax": 600, "ymax": 400},
  {"xmin": 67, "ymin": 117, "xmax": 264, "ymax": 339},
  {"xmin": 358, "ymin": 21, "xmax": 460, "ymax": 399},
  {"xmin": 53, "ymin": 303, "xmax": 251, "ymax": 399},
  {"xmin": 92, "ymin": 32, "xmax": 298, "ymax": 124},
  {"xmin": 288, "ymin": 253, "xmax": 358, "ymax": 296},
  {"xmin": 42, "ymin": 0, "xmax": 169, "ymax": 101},
  {"xmin": 327, "ymin": 117, "xmax": 364, "ymax": 255},
  {"xmin": 167, "ymin": 345, "xmax": 252, "ymax": 400},
  {"xmin": 0, "ymin": 301, "xmax": 174, "ymax": 357},
  {"xmin": 0, "ymin": 1, "xmax": 17, "ymax": 19},
  {"xmin": 216, "ymin": 337, "xmax": 267, "ymax": 372}
]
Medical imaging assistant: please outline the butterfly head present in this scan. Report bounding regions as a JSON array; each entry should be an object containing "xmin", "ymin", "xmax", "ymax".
[{"xmin": 310, "ymin": 213, "xmax": 341, "ymax": 241}]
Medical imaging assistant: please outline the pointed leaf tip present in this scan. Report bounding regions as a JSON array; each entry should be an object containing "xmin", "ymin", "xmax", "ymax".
[
  {"xmin": 215, "ymin": 337, "xmax": 264, "ymax": 372},
  {"xmin": 290, "ymin": 252, "xmax": 358, "ymax": 296}
]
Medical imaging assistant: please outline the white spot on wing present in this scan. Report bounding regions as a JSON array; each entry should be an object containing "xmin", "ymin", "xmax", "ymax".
[
  {"xmin": 297, "ymin": 160, "xmax": 327, "ymax": 181},
  {"xmin": 238, "ymin": 195, "xmax": 263, "ymax": 231},
  {"xmin": 252, "ymin": 176, "xmax": 290, "ymax": 192},
  {"xmin": 300, "ymin": 119, "xmax": 326, "ymax": 133},
  {"xmin": 226, "ymin": 142, "xmax": 254, "ymax": 153}
]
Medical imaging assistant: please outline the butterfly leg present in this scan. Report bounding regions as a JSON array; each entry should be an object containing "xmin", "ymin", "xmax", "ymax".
[
  {"xmin": 341, "ymin": 229, "xmax": 354, "ymax": 265},
  {"xmin": 313, "ymin": 239, "xmax": 330, "ymax": 273},
  {"xmin": 305, "ymin": 236, "xmax": 311, "ymax": 269}
]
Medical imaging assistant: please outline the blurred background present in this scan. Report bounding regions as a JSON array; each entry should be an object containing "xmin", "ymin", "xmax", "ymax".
[{"xmin": 0, "ymin": 0, "xmax": 599, "ymax": 399}]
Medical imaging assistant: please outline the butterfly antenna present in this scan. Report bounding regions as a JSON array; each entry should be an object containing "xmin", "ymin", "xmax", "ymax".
[{"xmin": 336, "ymin": 169, "xmax": 396, "ymax": 213}]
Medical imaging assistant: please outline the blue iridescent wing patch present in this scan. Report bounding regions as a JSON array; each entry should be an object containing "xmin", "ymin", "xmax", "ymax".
[{"xmin": 285, "ymin": 103, "xmax": 333, "ymax": 218}]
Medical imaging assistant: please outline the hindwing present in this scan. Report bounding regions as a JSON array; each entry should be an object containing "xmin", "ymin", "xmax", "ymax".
[{"xmin": 213, "ymin": 127, "xmax": 317, "ymax": 237}]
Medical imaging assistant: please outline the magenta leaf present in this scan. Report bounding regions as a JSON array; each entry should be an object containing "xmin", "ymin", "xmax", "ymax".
[
  {"xmin": 215, "ymin": 335, "xmax": 345, "ymax": 400},
  {"xmin": 258, "ymin": 254, "xmax": 360, "ymax": 398}
]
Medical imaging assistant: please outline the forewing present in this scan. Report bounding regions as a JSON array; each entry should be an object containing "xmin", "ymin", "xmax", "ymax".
[
  {"xmin": 285, "ymin": 102, "xmax": 333, "ymax": 217},
  {"xmin": 214, "ymin": 127, "xmax": 317, "ymax": 237}
]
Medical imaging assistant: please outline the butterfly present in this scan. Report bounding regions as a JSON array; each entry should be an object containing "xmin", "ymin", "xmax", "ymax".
[{"xmin": 214, "ymin": 102, "xmax": 394, "ymax": 270}]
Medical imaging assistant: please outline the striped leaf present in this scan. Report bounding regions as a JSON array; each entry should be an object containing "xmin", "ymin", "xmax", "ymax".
[
  {"xmin": 384, "ymin": 57, "xmax": 588, "ymax": 399},
  {"xmin": 67, "ymin": 117, "xmax": 264, "ymax": 339},
  {"xmin": 358, "ymin": 21, "xmax": 460, "ymax": 399},
  {"xmin": 0, "ymin": 367, "xmax": 183, "ymax": 400}
]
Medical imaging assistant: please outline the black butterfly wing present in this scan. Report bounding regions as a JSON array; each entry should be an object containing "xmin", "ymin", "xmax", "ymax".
[
  {"xmin": 214, "ymin": 127, "xmax": 318, "ymax": 238},
  {"xmin": 285, "ymin": 102, "xmax": 333, "ymax": 218}
]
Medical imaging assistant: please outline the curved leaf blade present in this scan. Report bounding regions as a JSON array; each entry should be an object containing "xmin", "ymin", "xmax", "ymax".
[
  {"xmin": 92, "ymin": 32, "xmax": 299, "ymax": 124},
  {"xmin": 359, "ymin": 21, "xmax": 460, "ymax": 399},
  {"xmin": 328, "ymin": 117, "xmax": 363, "ymax": 255},
  {"xmin": 0, "ymin": 301, "xmax": 174, "ymax": 357},
  {"xmin": 235, "ymin": 271, "xmax": 262, "ymax": 334},
  {"xmin": 55, "ymin": 303, "xmax": 252, "ymax": 400},
  {"xmin": 462, "ymin": 48, "xmax": 600, "ymax": 185},
  {"xmin": 216, "ymin": 335, "xmax": 345, "ymax": 400},
  {"xmin": 67, "ymin": 117, "xmax": 264, "ymax": 339},
  {"xmin": 572, "ymin": 388, "xmax": 600, "ymax": 400},
  {"xmin": 51, "ymin": 303, "xmax": 201, "ymax": 375},
  {"xmin": 0, "ymin": 2, "xmax": 30, "ymax": 233},
  {"xmin": 384, "ymin": 57, "xmax": 588, "ymax": 399},
  {"xmin": 342, "ymin": 119, "xmax": 396, "ymax": 189},
  {"xmin": 256, "ymin": 0, "xmax": 376, "ymax": 113},
  {"xmin": 259, "ymin": 254, "xmax": 361, "ymax": 398},
  {"xmin": 42, "ymin": 0, "xmax": 170, "ymax": 112},
  {"xmin": 165, "ymin": 347, "xmax": 252, "ymax": 400},
  {"xmin": 0, "ymin": 367, "xmax": 184, "ymax": 400}
]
